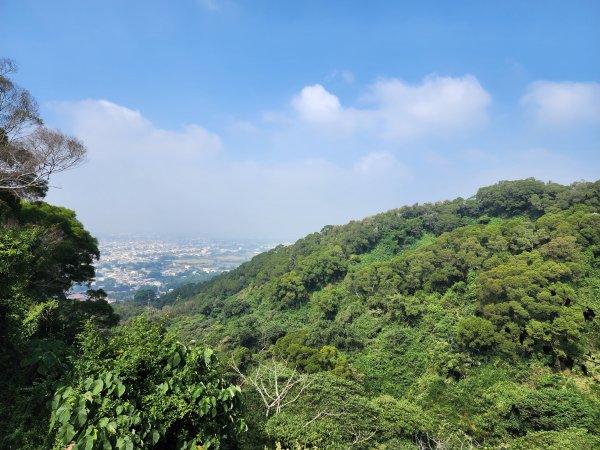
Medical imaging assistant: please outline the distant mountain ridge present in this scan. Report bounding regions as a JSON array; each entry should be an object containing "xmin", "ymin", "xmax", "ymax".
[{"xmin": 162, "ymin": 178, "xmax": 600, "ymax": 309}]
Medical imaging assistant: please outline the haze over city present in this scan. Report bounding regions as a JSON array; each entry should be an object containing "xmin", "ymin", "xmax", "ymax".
[{"xmin": 1, "ymin": 1, "xmax": 598, "ymax": 240}]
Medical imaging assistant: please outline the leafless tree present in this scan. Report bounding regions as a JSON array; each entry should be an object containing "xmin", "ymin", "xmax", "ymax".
[
  {"xmin": 414, "ymin": 431, "xmax": 479, "ymax": 450},
  {"xmin": 231, "ymin": 358, "xmax": 314, "ymax": 418},
  {"xmin": 303, "ymin": 409, "xmax": 345, "ymax": 427},
  {"xmin": 0, "ymin": 58, "xmax": 86, "ymax": 198},
  {"xmin": 0, "ymin": 58, "xmax": 42, "ymax": 141},
  {"xmin": 349, "ymin": 422, "xmax": 378, "ymax": 446},
  {"xmin": 0, "ymin": 127, "xmax": 86, "ymax": 196}
]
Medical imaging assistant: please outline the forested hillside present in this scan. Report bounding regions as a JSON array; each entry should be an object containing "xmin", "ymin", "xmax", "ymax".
[{"xmin": 152, "ymin": 178, "xmax": 600, "ymax": 449}]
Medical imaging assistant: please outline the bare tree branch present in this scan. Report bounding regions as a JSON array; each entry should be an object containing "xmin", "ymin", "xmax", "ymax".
[
  {"xmin": 0, "ymin": 58, "xmax": 86, "ymax": 199},
  {"xmin": 413, "ymin": 430, "xmax": 479, "ymax": 450},
  {"xmin": 303, "ymin": 410, "xmax": 345, "ymax": 427},
  {"xmin": 231, "ymin": 357, "xmax": 313, "ymax": 418},
  {"xmin": 349, "ymin": 422, "xmax": 377, "ymax": 445},
  {"xmin": 0, "ymin": 127, "xmax": 86, "ymax": 198},
  {"xmin": 0, "ymin": 58, "xmax": 42, "ymax": 142}
]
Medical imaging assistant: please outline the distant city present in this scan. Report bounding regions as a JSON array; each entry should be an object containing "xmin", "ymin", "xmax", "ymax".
[{"xmin": 70, "ymin": 236, "xmax": 281, "ymax": 302}]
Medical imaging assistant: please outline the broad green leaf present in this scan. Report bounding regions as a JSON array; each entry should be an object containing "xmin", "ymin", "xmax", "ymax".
[
  {"xmin": 84, "ymin": 377, "xmax": 94, "ymax": 390},
  {"xmin": 91, "ymin": 379, "xmax": 104, "ymax": 395},
  {"xmin": 60, "ymin": 386, "xmax": 74, "ymax": 401},
  {"xmin": 74, "ymin": 407, "xmax": 88, "ymax": 428},
  {"xmin": 64, "ymin": 423, "xmax": 76, "ymax": 443},
  {"xmin": 199, "ymin": 401, "xmax": 209, "ymax": 417},
  {"xmin": 191, "ymin": 385, "xmax": 204, "ymax": 400},
  {"xmin": 49, "ymin": 415, "xmax": 57, "ymax": 432},
  {"xmin": 56, "ymin": 405, "xmax": 71, "ymax": 425},
  {"xmin": 203, "ymin": 348, "xmax": 214, "ymax": 366},
  {"xmin": 74, "ymin": 435, "xmax": 94, "ymax": 450},
  {"xmin": 51, "ymin": 393, "xmax": 62, "ymax": 410},
  {"xmin": 151, "ymin": 429, "xmax": 160, "ymax": 445},
  {"xmin": 62, "ymin": 386, "xmax": 74, "ymax": 399}
]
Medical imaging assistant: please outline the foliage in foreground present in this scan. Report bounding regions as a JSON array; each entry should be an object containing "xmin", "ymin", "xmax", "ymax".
[
  {"xmin": 50, "ymin": 318, "xmax": 246, "ymax": 449},
  {"xmin": 0, "ymin": 196, "xmax": 114, "ymax": 448}
]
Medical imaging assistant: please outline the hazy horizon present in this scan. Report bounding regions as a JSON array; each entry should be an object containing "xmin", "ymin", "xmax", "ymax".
[{"xmin": 2, "ymin": 1, "xmax": 598, "ymax": 241}]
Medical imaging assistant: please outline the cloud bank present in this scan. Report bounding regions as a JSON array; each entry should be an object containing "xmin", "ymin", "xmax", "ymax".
[
  {"xmin": 291, "ymin": 75, "xmax": 492, "ymax": 138},
  {"xmin": 51, "ymin": 100, "xmax": 222, "ymax": 162},
  {"xmin": 522, "ymin": 81, "xmax": 600, "ymax": 127}
]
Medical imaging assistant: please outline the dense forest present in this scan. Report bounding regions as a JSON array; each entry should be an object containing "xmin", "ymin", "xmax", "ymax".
[{"xmin": 2, "ymin": 59, "xmax": 600, "ymax": 450}]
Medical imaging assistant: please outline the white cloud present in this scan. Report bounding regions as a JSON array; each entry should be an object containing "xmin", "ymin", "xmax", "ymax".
[
  {"xmin": 292, "ymin": 84, "xmax": 342, "ymax": 123},
  {"xmin": 51, "ymin": 100, "xmax": 222, "ymax": 163},
  {"xmin": 290, "ymin": 75, "xmax": 492, "ymax": 139},
  {"xmin": 367, "ymin": 75, "xmax": 492, "ymax": 138},
  {"xmin": 522, "ymin": 81, "xmax": 600, "ymax": 127}
]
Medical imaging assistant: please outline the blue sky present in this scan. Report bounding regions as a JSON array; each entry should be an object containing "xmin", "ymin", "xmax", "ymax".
[{"xmin": 1, "ymin": 1, "xmax": 599, "ymax": 240}]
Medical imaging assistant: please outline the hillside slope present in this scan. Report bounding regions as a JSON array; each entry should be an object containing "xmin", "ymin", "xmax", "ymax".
[{"xmin": 158, "ymin": 179, "xmax": 600, "ymax": 449}]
